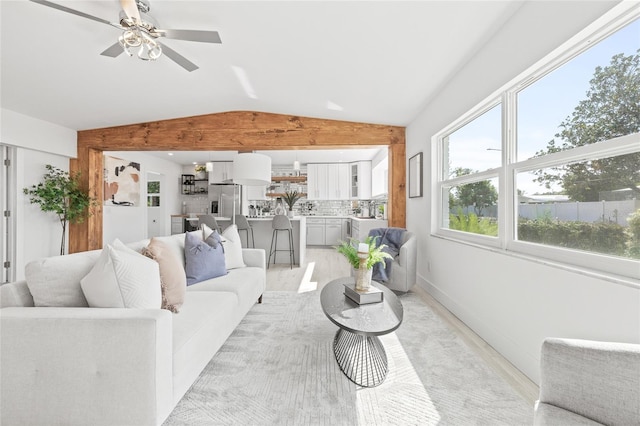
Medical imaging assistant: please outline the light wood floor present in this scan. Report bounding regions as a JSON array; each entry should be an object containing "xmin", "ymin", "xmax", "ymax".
[{"xmin": 266, "ymin": 247, "xmax": 539, "ymax": 405}]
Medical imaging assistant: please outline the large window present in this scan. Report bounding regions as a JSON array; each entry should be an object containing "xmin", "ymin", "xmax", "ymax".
[
  {"xmin": 435, "ymin": 11, "xmax": 640, "ymax": 279},
  {"xmin": 440, "ymin": 104, "xmax": 501, "ymax": 240}
]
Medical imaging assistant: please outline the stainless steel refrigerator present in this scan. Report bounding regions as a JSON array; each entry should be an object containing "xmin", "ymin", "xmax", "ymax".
[{"xmin": 209, "ymin": 184, "xmax": 241, "ymax": 218}]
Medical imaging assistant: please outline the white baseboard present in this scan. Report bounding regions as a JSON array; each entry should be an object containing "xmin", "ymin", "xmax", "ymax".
[{"xmin": 416, "ymin": 273, "xmax": 541, "ymax": 385}]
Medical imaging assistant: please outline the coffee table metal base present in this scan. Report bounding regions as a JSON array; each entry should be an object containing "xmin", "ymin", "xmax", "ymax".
[{"xmin": 333, "ymin": 328, "xmax": 388, "ymax": 387}]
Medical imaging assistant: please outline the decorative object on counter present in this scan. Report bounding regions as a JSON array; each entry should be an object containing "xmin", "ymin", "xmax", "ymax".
[
  {"xmin": 194, "ymin": 165, "xmax": 207, "ymax": 180},
  {"xmin": 23, "ymin": 164, "xmax": 96, "ymax": 255},
  {"xmin": 274, "ymin": 198, "xmax": 285, "ymax": 216},
  {"xmin": 282, "ymin": 190, "xmax": 303, "ymax": 218},
  {"xmin": 334, "ymin": 236, "xmax": 392, "ymax": 298}
]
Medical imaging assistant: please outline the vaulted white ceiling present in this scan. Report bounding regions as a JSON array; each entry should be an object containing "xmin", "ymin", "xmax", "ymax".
[{"xmin": 1, "ymin": 0, "xmax": 523, "ymax": 132}]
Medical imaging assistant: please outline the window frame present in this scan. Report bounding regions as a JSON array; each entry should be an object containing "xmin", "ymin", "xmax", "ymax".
[{"xmin": 432, "ymin": 6, "xmax": 640, "ymax": 281}]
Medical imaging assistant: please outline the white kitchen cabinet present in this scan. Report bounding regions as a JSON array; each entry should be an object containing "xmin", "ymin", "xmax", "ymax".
[
  {"xmin": 306, "ymin": 218, "xmax": 325, "ymax": 245},
  {"xmin": 341, "ymin": 218, "xmax": 350, "ymax": 241},
  {"xmin": 309, "ymin": 163, "xmax": 349, "ymax": 200},
  {"xmin": 245, "ymin": 185, "xmax": 267, "ymax": 200},
  {"xmin": 208, "ymin": 162, "xmax": 234, "ymax": 184},
  {"xmin": 350, "ymin": 219, "xmax": 360, "ymax": 242},
  {"xmin": 327, "ymin": 163, "xmax": 350, "ymax": 200},
  {"xmin": 307, "ymin": 164, "xmax": 327, "ymax": 200},
  {"xmin": 371, "ymin": 156, "xmax": 389, "ymax": 197},
  {"xmin": 350, "ymin": 218, "xmax": 387, "ymax": 242},
  {"xmin": 171, "ymin": 216, "xmax": 184, "ymax": 235},
  {"xmin": 350, "ymin": 161, "xmax": 372, "ymax": 200},
  {"xmin": 325, "ymin": 218, "xmax": 343, "ymax": 246}
]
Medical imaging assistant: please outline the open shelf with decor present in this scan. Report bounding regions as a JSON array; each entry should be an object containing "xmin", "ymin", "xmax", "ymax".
[
  {"xmin": 271, "ymin": 176, "xmax": 307, "ymax": 183},
  {"xmin": 181, "ymin": 174, "xmax": 208, "ymax": 195}
]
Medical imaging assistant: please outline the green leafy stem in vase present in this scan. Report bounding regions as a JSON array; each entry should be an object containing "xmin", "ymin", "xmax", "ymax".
[
  {"xmin": 334, "ymin": 236, "xmax": 393, "ymax": 269},
  {"xmin": 282, "ymin": 190, "xmax": 303, "ymax": 211}
]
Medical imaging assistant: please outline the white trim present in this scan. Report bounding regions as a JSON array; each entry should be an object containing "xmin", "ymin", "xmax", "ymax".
[
  {"xmin": 510, "ymin": 133, "xmax": 640, "ymax": 173},
  {"xmin": 432, "ymin": 5, "xmax": 640, "ymax": 280},
  {"xmin": 431, "ymin": 233, "xmax": 640, "ymax": 290}
]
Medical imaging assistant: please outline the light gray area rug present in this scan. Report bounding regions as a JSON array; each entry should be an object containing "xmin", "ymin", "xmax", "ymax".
[{"xmin": 164, "ymin": 291, "xmax": 532, "ymax": 425}]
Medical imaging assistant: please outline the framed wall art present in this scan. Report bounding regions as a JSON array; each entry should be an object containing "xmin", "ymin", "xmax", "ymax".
[{"xmin": 104, "ymin": 156, "xmax": 141, "ymax": 206}]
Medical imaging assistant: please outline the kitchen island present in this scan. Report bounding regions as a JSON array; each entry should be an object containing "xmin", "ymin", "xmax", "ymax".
[{"xmin": 217, "ymin": 216, "xmax": 306, "ymax": 267}]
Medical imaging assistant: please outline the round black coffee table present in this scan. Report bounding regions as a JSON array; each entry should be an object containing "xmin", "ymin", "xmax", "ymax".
[{"xmin": 320, "ymin": 276, "xmax": 403, "ymax": 387}]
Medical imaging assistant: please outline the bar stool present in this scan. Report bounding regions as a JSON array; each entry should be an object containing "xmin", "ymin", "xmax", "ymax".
[
  {"xmin": 234, "ymin": 214, "xmax": 255, "ymax": 248},
  {"xmin": 268, "ymin": 214, "xmax": 294, "ymax": 269},
  {"xmin": 197, "ymin": 215, "xmax": 221, "ymax": 234}
]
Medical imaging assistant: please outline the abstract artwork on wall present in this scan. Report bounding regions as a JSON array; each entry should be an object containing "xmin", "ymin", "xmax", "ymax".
[{"xmin": 104, "ymin": 156, "xmax": 141, "ymax": 206}]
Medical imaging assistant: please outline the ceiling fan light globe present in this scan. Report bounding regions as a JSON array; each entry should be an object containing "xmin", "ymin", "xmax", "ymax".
[
  {"xmin": 118, "ymin": 35, "xmax": 134, "ymax": 56},
  {"xmin": 120, "ymin": 29, "xmax": 142, "ymax": 48},
  {"xmin": 148, "ymin": 44, "xmax": 162, "ymax": 60}
]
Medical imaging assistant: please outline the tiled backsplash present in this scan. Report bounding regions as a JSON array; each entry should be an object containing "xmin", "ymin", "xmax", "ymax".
[{"xmin": 180, "ymin": 194, "xmax": 387, "ymax": 218}]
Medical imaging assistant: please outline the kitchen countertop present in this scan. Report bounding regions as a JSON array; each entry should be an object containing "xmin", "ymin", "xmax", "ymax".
[
  {"xmin": 218, "ymin": 216, "xmax": 305, "ymax": 221},
  {"xmin": 173, "ymin": 215, "xmax": 384, "ymax": 220}
]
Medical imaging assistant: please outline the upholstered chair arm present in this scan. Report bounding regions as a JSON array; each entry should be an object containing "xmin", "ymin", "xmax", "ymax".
[
  {"xmin": 535, "ymin": 337, "xmax": 640, "ymax": 426},
  {"xmin": 398, "ymin": 234, "xmax": 416, "ymax": 268}
]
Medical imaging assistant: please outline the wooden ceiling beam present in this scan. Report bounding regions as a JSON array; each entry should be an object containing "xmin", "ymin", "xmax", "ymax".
[{"xmin": 72, "ymin": 111, "xmax": 406, "ymax": 252}]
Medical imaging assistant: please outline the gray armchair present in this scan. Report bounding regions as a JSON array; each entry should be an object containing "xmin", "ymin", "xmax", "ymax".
[
  {"xmin": 534, "ymin": 337, "xmax": 640, "ymax": 426},
  {"xmin": 368, "ymin": 229, "xmax": 417, "ymax": 293}
]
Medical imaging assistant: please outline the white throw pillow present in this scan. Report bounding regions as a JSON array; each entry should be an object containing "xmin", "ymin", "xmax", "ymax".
[
  {"xmin": 80, "ymin": 239, "xmax": 162, "ymax": 309},
  {"xmin": 201, "ymin": 223, "xmax": 215, "ymax": 240},
  {"xmin": 25, "ymin": 250, "xmax": 101, "ymax": 307},
  {"xmin": 221, "ymin": 224, "xmax": 246, "ymax": 269}
]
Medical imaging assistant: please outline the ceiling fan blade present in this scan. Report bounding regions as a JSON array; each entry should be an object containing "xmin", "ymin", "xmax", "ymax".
[
  {"xmin": 161, "ymin": 29, "xmax": 222, "ymax": 44},
  {"xmin": 29, "ymin": 0, "xmax": 120, "ymax": 29},
  {"xmin": 159, "ymin": 43, "xmax": 199, "ymax": 72},
  {"xmin": 120, "ymin": 0, "xmax": 141, "ymax": 24},
  {"xmin": 100, "ymin": 42, "xmax": 124, "ymax": 58}
]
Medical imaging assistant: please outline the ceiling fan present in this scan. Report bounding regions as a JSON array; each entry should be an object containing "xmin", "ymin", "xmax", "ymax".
[{"xmin": 30, "ymin": 0, "xmax": 222, "ymax": 72}]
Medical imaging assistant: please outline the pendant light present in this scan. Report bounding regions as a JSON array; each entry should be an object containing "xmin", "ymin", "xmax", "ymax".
[
  {"xmin": 293, "ymin": 152, "xmax": 300, "ymax": 175},
  {"xmin": 233, "ymin": 153, "xmax": 272, "ymax": 186}
]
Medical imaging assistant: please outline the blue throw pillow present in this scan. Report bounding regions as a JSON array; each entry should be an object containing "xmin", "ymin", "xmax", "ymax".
[{"xmin": 184, "ymin": 230, "xmax": 227, "ymax": 285}]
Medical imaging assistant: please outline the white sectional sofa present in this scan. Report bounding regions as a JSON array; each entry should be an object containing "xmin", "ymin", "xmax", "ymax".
[{"xmin": 0, "ymin": 231, "xmax": 266, "ymax": 426}]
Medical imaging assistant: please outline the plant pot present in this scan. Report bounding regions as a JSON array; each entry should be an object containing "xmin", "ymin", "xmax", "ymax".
[
  {"xmin": 287, "ymin": 210, "xmax": 294, "ymax": 218},
  {"xmin": 195, "ymin": 171, "xmax": 207, "ymax": 180},
  {"xmin": 355, "ymin": 266, "xmax": 373, "ymax": 292}
]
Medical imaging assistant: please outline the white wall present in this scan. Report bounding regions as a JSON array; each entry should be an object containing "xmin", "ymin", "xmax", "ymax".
[
  {"xmin": 405, "ymin": 1, "xmax": 638, "ymax": 384},
  {"xmin": 1, "ymin": 108, "xmax": 78, "ymax": 280},
  {"xmin": 102, "ymin": 151, "xmax": 182, "ymax": 246},
  {"xmin": 1, "ymin": 109, "xmax": 76, "ymax": 157},
  {"xmin": 0, "ymin": 109, "xmax": 183, "ymax": 278}
]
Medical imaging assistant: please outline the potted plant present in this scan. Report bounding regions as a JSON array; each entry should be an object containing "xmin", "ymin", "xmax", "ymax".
[
  {"xmin": 194, "ymin": 164, "xmax": 207, "ymax": 180},
  {"xmin": 23, "ymin": 164, "xmax": 96, "ymax": 255},
  {"xmin": 282, "ymin": 190, "xmax": 302, "ymax": 217},
  {"xmin": 335, "ymin": 236, "xmax": 392, "ymax": 291}
]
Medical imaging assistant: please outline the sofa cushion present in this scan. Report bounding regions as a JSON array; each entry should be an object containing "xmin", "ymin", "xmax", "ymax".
[
  {"xmin": 80, "ymin": 240, "xmax": 162, "ymax": 309},
  {"xmin": 187, "ymin": 266, "xmax": 265, "ymax": 304},
  {"xmin": 184, "ymin": 231, "xmax": 227, "ymax": 285},
  {"xmin": 141, "ymin": 238, "xmax": 187, "ymax": 313},
  {"xmin": 25, "ymin": 250, "xmax": 102, "ymax": 307},
  {"xmin": 172, "ymin": 291, "xmax": 240, "ymax": 402}
]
